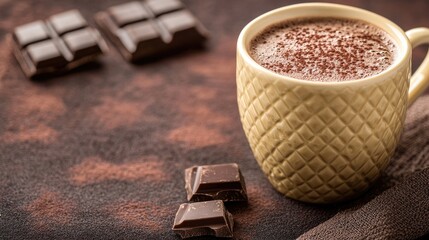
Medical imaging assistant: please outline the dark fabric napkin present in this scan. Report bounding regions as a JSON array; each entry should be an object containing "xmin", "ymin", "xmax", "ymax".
[{"xmin": 299, "ymin": 168, "xmax": 429, "ymax": 240}]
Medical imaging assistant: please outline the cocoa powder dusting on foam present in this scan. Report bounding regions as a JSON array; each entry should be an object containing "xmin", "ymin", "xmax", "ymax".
[{"xmin": 250, "ymin": 18, "xmax": 397, "ymax": 82}]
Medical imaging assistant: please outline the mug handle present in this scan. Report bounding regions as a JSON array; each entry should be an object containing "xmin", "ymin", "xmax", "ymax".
[{"xmin": 406, "ymin": 27, "xmax": 429, "ymax": 105}]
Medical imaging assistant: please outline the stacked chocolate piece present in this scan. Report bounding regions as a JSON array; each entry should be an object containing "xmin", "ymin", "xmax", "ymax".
[{"xmin": 172, "ymin": 163, "xmax": 248, "ymax": 239}]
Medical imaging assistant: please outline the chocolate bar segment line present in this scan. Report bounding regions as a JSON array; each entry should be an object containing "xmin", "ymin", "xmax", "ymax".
[
  {"xmin": 11, "ymin": 9, "xmax": 108, "ymax": 78},
  {"xmin": 172, "ymin": 200, "xmax": 234, "ymax": 239},
  {"xmin": 185, "ymin": 163, "xmax": 248, "ymax": 202},
  {"xmin": 95, "ymin": 0, "xmax": 208, "ymax": 62}
]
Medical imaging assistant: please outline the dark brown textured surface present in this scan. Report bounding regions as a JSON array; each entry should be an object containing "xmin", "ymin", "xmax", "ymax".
[{"xmin": 0, "ymin": 0, "xmax": 428, "ymax": 239}]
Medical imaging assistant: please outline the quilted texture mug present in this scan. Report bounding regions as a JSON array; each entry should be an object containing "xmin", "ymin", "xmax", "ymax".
[{"xmin": 237, "ymin": 3, "xmax": 429, "ymax": 203}]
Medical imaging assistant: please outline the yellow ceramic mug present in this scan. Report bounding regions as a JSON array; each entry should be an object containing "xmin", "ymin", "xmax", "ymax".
[{"xmin": 236, "ymin": 3, "xmax": 429, "ymax": 203}]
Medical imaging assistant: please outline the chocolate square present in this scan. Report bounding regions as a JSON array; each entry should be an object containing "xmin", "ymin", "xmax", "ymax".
[
  {"xmin": 26, "ymin": 40, "xmax": 67, "ymax": 68},
  {"xmin": 108, "ymin": 1, "xmax": 150, "ymax": 27},
  {"xmin": 145, "ymin": 0, "xmax": 184, "ymax": 16},
  {"xmin": 122, "ymin": 21, "xmax": 165, "ymax": 55},
  {"xmin": 14, "ymin": 21, "xmax": 50, "ymax": 48},
  {"xmin": 158, "ymin": 10, "xmax": 204, "ymax": 44},
  {"xmin": 49, "ymin": 10, "xmax": 87, "ymax": 35},
  {"xmin": 62, "ymin": 28, "xmax": 102, "ymax": 59}
]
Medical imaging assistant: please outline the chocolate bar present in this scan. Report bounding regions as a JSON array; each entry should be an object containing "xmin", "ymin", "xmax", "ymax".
[
  {"xmin": 172, "ymin": 200, "xmax": 234, "ymax": 238},
  {"xmin": 185, "ymin": 163, "xmax": 248, "ymax": 202},
  {"xmin": 11, "ymin": 10, "xmax": 108, "ymax": 78},
  {"xmin": 95, "ymin": 0, "xmax": 208, "ymax": 62}
]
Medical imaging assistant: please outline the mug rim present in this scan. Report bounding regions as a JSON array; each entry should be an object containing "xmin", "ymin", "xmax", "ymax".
[{"xmin": 237, "ymin": 2, "xmax": 412, "ymax": 86}]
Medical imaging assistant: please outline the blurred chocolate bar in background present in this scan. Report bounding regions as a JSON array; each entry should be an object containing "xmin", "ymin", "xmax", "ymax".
[
  {"xmin": 95, "ymin": 0, "xmax": 208, "ymax": 62},
  {"xmin": 11, "ymin": 10, "xmax": 108, "ymax": 78}
]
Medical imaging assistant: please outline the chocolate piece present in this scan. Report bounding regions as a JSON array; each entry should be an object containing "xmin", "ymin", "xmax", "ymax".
[
  {"xmin": 95, "ymin": 0, "xmax": 208, "ymax": 62},
  {"xmin": 108, "ymin": 2, "xmax": 150, "ymax": 27},
  {"xmin": 185, "ymin": 163, "xmax": 248, "ymax": 202},
  {"xmin": 49, "ymin": 10, "xmax": 87, "ymax": 35},
  {"xmin": 11, "ymin": 10, "xmax": 108, "ymax": 78},
  {"xmin": 26, "ymin": 41, "xmax": 67, "ymax": 68},
  {"xmin": 14, "ymin": 21, "xmax": 50, "ymax": 48},
  {"xmin": 172, "ymin": 200, "xmax": 234, "ymax": 238},
  {"xmin": 63, "ymin": 29, "xmax": 102, "ymax": 59}
]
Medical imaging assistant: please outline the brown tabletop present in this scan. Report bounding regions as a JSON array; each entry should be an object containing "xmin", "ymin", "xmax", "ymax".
[{"xmin": 1, "ymin": 0, "xmax": 429, "ymax": 239}]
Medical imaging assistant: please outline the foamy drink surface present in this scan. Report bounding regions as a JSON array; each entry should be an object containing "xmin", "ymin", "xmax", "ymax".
[{"xmin": 250, "ymin": 18, "xmax": 397, "ymax": 82}]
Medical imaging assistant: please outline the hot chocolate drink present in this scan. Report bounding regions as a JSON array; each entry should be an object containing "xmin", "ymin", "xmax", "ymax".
[{"xmin": 250, "ymin": 17, "xmax": 397, "ymax": 82}]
